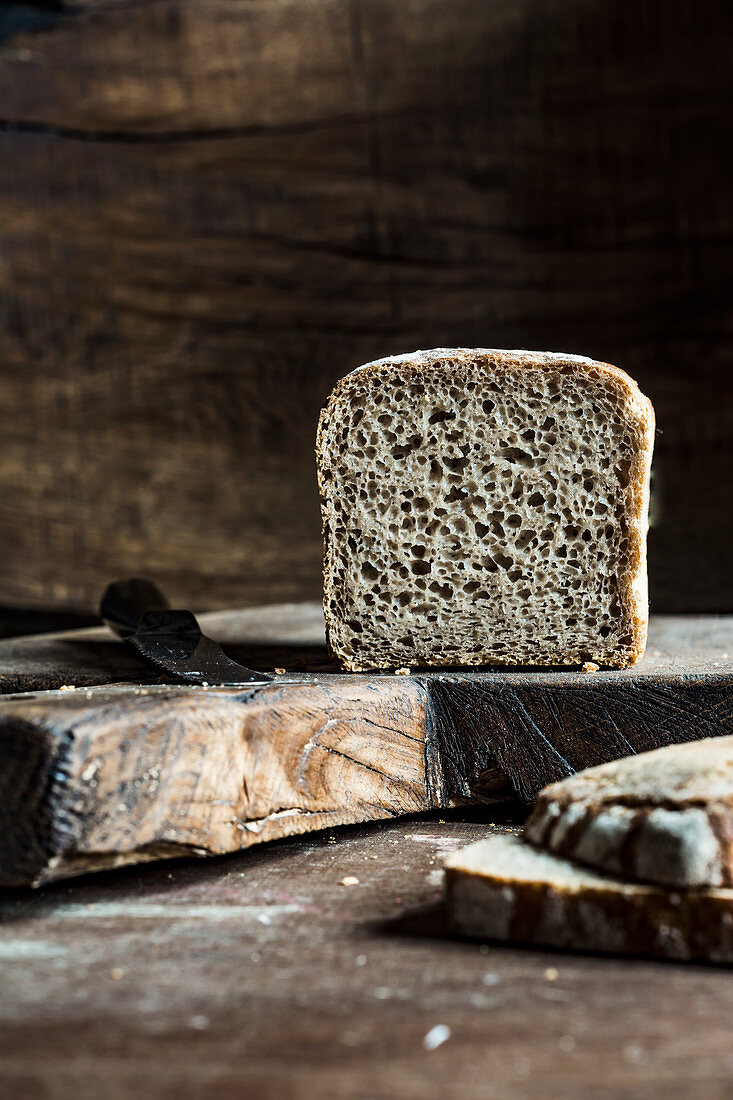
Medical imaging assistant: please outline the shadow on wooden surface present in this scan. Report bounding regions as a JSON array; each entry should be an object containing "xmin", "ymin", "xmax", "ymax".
[{"xmin": 4, "ymin": 816, "xmax": 733, "ymax": 1099}]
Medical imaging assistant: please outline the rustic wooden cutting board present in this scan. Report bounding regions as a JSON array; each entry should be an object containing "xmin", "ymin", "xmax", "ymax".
[{"xmin": 1, "ymin": 603, "xmax": 731, "ymax": 886}]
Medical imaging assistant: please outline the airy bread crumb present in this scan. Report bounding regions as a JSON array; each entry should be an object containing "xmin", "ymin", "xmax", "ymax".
[{"xmin": 317, "ymin": 348, "xmax": 654, "ymax": 671}]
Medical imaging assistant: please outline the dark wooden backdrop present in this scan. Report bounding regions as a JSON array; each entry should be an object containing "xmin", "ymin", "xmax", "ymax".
[{"xmin": 0, "ymin": 0, "xmax": 731, "ymax": 616}]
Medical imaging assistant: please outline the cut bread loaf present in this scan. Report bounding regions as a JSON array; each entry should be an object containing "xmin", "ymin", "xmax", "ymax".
[
  {"xmin": 525, "ymin": 735, "xmax": 733, "ymax": 888},
  {"xmin": 444, "ymin": 833, "xmax": 733, "ymax": 963},
  {"xmin": 317, "ymin": 348, "xmax": 654, "ymax": 671}
]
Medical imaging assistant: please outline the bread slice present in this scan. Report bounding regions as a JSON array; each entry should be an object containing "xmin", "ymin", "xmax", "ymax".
[
  {"xmin": 524, "ymin": 735, "xmax": 733, "ymax": 888},
  {"xmin": 445, "ymin": 833, "xmax": 733, "ymax": 963},
  {"xmin": 317, "ymin": 348, "xmax": 654, "ymax": 671}
]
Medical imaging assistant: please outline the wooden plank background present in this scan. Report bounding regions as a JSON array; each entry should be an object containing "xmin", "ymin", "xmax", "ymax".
[{"xmin": 0, "ymin": 0, "xmax": 731, "ymax": 615}]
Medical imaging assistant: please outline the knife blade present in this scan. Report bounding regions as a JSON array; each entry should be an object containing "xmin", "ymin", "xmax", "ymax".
[{"xmin": 100, "ymin": 578, "xmax": 273, "ymax": 686}]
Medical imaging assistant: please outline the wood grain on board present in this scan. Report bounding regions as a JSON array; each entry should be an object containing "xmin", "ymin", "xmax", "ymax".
[
  {"xmin": 0, "ymin": 0, "xmax": 731, "ymax": 615},
  {"xmin": 1, "ymin": 603, "xmax": 731, "ymax": 886}
]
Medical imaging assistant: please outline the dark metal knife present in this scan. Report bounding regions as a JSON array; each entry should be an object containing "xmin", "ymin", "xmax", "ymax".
[{"xmin": 100, "ymin": 578, "xmax": 273, "ymax": 686}]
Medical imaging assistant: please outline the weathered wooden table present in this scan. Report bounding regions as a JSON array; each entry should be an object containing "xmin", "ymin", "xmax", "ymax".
[
  {"xmin": 3, "ymin": 814, "xmax": 733, "ymax": 1099},
  {"xmin": 2, "ymin": 606, "xmax": 733, "ymax": 1097}
]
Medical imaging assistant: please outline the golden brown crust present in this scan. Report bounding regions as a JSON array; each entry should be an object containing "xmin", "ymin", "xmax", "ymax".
[{"xmin": 317, "ymin": 348, "xmax": 654, "ymax": 672}]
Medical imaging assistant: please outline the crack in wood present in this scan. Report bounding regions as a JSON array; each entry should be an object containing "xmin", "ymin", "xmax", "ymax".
[
  {"xmin": 0, "ymin": 106, "xmax": 423, "ymax": 146},
  {"xmin": 295, "ymin": 718, "xmax": 339, "ymax": 798},
  {"xmin": 239, "ymin": 806, "xmax": 329, "ymax": 832},
  {"xmin": 314, "ymin": 742, "xmax": 406, "ymax": 785},
  {"xmin": 344, "ymin": 713, "xmax": 424, "ymax": 742}
]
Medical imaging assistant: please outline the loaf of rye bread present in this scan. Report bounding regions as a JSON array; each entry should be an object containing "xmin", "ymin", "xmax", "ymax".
[{"xmin": 317, "ymin": 349, "xmax": 654, "ymax": 671}]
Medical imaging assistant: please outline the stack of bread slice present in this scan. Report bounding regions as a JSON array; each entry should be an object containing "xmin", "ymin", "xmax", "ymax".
[{"xmin": 445, "ymin": 736, "xmax": 733, "ymax": 963}]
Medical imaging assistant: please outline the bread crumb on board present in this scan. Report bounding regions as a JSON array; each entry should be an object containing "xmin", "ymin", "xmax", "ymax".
[
  {"xmin": 395, "ymin": 667, "xmax": 412, "ymax": 676},
  {"xmin": 582, "ymin": 661, "xmax": 599, "ymax": 673}
]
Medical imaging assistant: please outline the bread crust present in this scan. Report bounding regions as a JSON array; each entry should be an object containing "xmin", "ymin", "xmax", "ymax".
[
  {"xmin": 317, "ymin": 348, "xmax": 654, "ymax": 671},
  {"xmin": 445, "ymin": 833, "xmax": 733, "ymax": 963},
  {"xmin": 525, "ymin": 735, "xmax": 733, "ymax": 887}
]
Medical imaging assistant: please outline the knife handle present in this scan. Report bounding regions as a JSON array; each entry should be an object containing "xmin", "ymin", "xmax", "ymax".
[{"xmin": 100, "ymin": 578, "xmax": 171, "ymax": 638}]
